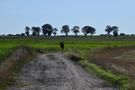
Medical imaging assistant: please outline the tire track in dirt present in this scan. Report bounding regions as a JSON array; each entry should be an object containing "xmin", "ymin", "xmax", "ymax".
[{"xmin": 7, "ymin": 53, "xmax": 118, "ymax": 90}]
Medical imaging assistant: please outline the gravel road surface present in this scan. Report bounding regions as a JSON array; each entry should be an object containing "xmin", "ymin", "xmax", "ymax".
[{"xmin": 8, "ymin": 53, "xmax": 118, "ymax": 90}]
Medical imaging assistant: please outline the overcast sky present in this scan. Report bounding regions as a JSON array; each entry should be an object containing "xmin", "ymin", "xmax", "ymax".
[{"xmin": 0, "ymin": 0, "xmax": 135, "ymax": 35}]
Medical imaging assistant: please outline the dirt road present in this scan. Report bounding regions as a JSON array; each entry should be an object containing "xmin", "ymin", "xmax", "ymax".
[{"xmin": 8, "ymin": 53, "xmax": 118, "ymax": 90}]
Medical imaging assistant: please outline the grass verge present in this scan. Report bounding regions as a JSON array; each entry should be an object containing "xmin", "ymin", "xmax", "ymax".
[
  {"xmin": 0, "ymin": 47, "xmax": 16, "ymax": 65},
  {"xmin": 78, "ymin": 60, "xmax": 128, "ymax": 88},
  {"xmin": 68, "ymin": 52, "xmax": 130, "ymax": 90}
]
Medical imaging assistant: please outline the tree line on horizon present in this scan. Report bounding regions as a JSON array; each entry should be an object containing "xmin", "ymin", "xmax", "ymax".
[{"xmin": 25, "ymin": 24, "xmax": 119, "ymax": 37}]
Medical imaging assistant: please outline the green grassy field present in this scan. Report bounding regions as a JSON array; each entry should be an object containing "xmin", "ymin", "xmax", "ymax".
[
  {"xmin": 0, "ymin": 36, "xmax": 135, "ymax": 65},
  {"xmin": 0, "ymin": 36, "xmax": 135, "ymax": 48},
  {"xmin": 0, "ymin": 36, "xmax": 135, "ymax": 89},
  {"xmin": 0, "ymin": 36, "xmax": 134, "ymax": 60}
]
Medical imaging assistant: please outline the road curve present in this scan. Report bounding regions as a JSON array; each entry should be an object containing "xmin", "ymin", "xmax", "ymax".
[{"xmin": 7, "ymin": 53, "xmax": 118, "ymax": 90}]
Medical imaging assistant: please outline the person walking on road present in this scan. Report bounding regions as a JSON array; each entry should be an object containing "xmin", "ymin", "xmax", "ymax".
[{"xmin": 60, "ymin": 41, "xmax": 64, "ymax": 53}]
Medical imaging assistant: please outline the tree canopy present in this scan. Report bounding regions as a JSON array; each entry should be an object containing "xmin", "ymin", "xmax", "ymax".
[
  {"xmin": 42, "ymin": 24, "xmax": 53, "ymax": 36},
  {"xmin": 82, "ymin": 26, "xmax": 96, "ymax": 36},
  {"xmin": 72, "ymin": 26, "xmax": 80, "ymax": 36},
  {"xmin": 61, "ymin": 25, "xmax": 70, "ymax": 36},
  {"xmin": 25, "ymin": 26, "xmax": 30, "ymax": 36},
  {"xmin": 105, "ymin": 25, "xmax": 113, "ymax": 36}
]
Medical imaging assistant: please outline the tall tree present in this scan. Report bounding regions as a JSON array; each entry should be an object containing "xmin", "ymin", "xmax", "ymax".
[
  {"xmin": 42, "ymin": 24, "xmax": 53, "ymax": 36},
  {"xmin": 112, "ymin": 26, "xmax": 119, "ymax": 37},
  {"xmin": 82, "ymin": 26, "xmax": 96, "ymax": 36},
  {"xmin": 31, "ymin": 27, "xmax": 41, "ymax": 36},
  {"xmin": 72, "ymin": 26, "xmax": 80, "ymax": 36},
  {"xmin": 89, "ymin": 27, "xmax": 96, "ymax": 36},
  {"xmin": 25, "ymin": 26, "xmax": 30, "ymax": 36},
  {"xmin": 31, "ymin": 27, "xmax": 37, "ymax": 36},
  {"xmin": 53, "ymin": 28, "xmax": 58, "ymax": 36},
  {"xmin": 105, "ymin": 25, "xmax": 113, "ymax": 36},
  {"xmin": 61, "ymin": 25, "xmax": 70, "ymax": 36},
  {"xmin": 35, "ymin": 27, "xmax": 41, "ymax": 36}
]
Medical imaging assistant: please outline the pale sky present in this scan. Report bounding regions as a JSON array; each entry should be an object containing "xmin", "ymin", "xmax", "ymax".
[{"xmin": 0, "ymin": 0, "xmax": 135, "ymax": 35}]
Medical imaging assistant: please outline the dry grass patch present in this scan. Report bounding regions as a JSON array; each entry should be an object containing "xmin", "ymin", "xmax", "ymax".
[{"xmin": 0, "ymin": 46, "xmax": 36, "ymax": 90}]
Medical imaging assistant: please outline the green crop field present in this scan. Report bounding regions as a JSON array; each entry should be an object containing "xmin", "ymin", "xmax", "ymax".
[
  {"xmin": 0, "ymin": 36, "xmax": 135, "ymax": 64},
  {"xmin": 0, "ymin": 36, "xmax": 135, "ymax": 55}
]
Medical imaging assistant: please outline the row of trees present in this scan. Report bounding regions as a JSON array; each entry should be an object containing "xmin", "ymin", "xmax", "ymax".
[{"xmin": 25, "ymin": 24, "xmax": 119, "ymax": 37}]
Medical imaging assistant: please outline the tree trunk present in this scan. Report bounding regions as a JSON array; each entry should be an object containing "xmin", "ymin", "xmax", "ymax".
[
  {"xmin": 85, "ymin": 34, "xmax": 87, "ymax": 37},
  {"xmin": 38, "ymin": 33, "xmax": 40, "ymax": 36},
  {"xmin": 66, "ymin": 33, "xmax": 68, "ymax": 36},
  {"xmin": 108, "ymin": 32, "xmax": 111, "ymax": 37},
  {"xmin": 91, "ymin": 34, "xmax": 92, "ymax": 37},
  {"xmin": 75, "ymin": 33, "xmax": 77, "ymax": 36}
]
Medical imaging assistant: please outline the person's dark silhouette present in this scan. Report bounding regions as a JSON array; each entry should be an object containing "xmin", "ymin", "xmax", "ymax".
[{"xmin": 60, "ymin": 41, "xmax": 64, "ymax": 53}]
